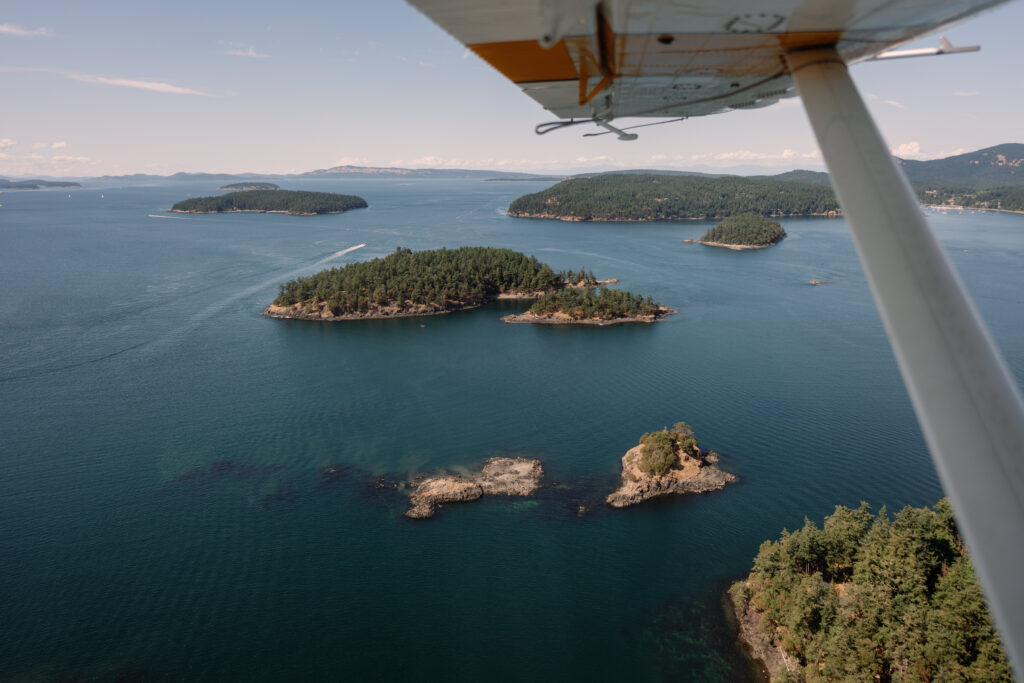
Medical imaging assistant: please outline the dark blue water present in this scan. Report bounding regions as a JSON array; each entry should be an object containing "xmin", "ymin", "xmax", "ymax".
[{"xmin": 2, "ymin": 180, "xmax": 1022, "ymax": 681}]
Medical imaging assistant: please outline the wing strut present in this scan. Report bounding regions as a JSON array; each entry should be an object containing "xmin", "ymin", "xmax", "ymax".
[{"xmin": 785, "ymin": 47, "xmax": 1024, "ymax": 672}]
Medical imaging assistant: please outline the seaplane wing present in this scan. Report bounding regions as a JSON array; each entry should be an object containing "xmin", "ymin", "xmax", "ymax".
[
  {"xmin": 410, "ymin": 0, "xmax": 1024, "ymax": 673},
  {"xmin": 408, "ymin": 0, "xmax": 1004, "ymax": 120}
]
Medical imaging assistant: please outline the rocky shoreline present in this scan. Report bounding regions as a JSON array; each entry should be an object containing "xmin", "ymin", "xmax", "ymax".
[
  {"xmin": 501, "ymin": 307, "xmax": 675, "ymax": 326},
  {"xmin": 728, "ymin": 581, "xmax": 799, "ymax": 680},
  {"xmin": 405, "ymin": 457, "xmax": 544, "ymax": 519},
  {"xmin": 605, "ymin": 444, "xmax": 735, "ymax": 508},
  {"xmin": 697, "ymin": 240, "xmax": 775, "ymax": 250},
  {"xmin": 510, "ymin": 211, "xmax": 838, "ymax": 222},
  {"xmin": 169, "ymin": 208, "xmax": 345, "ymax": 216},
  {"xmin": 263, "ymin": 280, "xmax": 624, "ymax": 322}
]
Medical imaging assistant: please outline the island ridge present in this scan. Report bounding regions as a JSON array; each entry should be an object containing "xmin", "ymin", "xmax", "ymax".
[
  {"xmin": 507, "ymin": 174, "xmax": 840, "ymax": 222},
  {"xmin": 170, "ymin": 189, "xmax": 367, "ymax": 215}
]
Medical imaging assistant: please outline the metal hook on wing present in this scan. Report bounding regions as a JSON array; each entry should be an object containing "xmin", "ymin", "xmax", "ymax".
[{"xmin": 591, "ymin": 119, "xmax": 638, "ymax": 141}]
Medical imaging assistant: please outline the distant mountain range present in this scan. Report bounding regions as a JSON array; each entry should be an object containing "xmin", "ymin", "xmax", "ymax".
[
  {"xmin": 94, "ymin": 167, "xmax": 554, "ymax": 182},
  {"xmin": 897, "ymin": 144, "xmax": 1024, "ymax": 189},
  {"xmin": 19, "ymin": 143, "xmax": 1023, "ymax": 190}
]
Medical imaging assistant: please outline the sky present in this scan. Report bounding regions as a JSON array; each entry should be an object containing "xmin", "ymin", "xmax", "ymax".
[{"xmin": 2, "ymin": 0, "xmax": 1022, "ymax": 177}]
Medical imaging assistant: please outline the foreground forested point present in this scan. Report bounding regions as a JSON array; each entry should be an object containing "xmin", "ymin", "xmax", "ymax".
[
  {"xmin": 170, "ymin": 190, "xmax": 367, "ymax": 215},
  {"xmin": 700, "ymin": 213, "xmax": 787, "ymax": 248},
  {"xmin": 507, "ymin": 174, "xmax": 840, "ymax": 222},
  {"xmin": 730, "ymin": 499, "xmax": 1012, "ymax": 681}
]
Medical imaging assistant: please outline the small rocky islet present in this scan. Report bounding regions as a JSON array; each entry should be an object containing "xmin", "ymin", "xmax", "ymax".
[
  {"xmin": 400, "ymin": 422, "xmax": 733, "ymax": 520},
  {"xmin": 606, "ymin": 422, "xmax": 735, "ymax": 507},
  {"xmin": 404, "ymin": 457, "xmax": 544, "ymax": 519}
]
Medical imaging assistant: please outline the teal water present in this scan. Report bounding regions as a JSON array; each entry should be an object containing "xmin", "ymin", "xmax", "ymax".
[{"xmin": 2, "ymin": 180, "xmax": 1022, "ymax": 681}]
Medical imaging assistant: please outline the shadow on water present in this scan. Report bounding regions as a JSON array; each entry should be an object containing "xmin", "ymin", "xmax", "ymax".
[{"xmin": 635, "ymin": 577, "xmax": 767, "ymax": 683}]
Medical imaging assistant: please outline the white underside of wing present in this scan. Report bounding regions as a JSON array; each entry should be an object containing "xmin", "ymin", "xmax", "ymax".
[{"xmin": 408, "ymin": 0, "xmax": 1007, "ymax": 119}]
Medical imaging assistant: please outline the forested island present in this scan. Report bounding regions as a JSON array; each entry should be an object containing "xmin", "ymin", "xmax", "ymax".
[
  {"xmin": 217, "ymin": 182, "xmax": 280, "ymax": 191},
  {"xmin": 730, "ymin": 500, "xmax": 1012, "ymax": 681},
  {"xmin": 170, "ymin": 190, "xmax": 367, "ymax": 215},
  {"xmin": 605, "ymin": 422, "xmax": 734, "ymax": 507},
  {"xmin": 507, "ymin": 174, "xmax": 839, "ymax": 222},
  {"xmin": 265, "ymin": 246, "xmax": 644, "ymax": 321},
  {"xmin": 696, "ymin": 213, "xmax": 787, "ymax": 249},
  {"xmin": 502, "ymin": 286, "xmax": 673, "ymax": 325}
]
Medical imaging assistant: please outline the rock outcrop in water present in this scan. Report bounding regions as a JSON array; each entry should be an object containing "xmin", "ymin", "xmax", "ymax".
[
  {"xmin": 606, "ymin": 423, "xmax": 735, "ymax": 508},
  {"xmin": 405, "ymin": 457, "xmax": 543, "ymax": 519}
]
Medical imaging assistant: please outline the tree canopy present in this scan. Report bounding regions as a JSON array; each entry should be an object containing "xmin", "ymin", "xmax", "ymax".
[
  {"xmin": 731, "ymin": 499, "xmax": 1012, "ymax": 681},
  {"xmin": 171, "ymin": 190, "xmax": 367, "ymax": 215},
  {"xmin": 273, "ymin": 246, "xmax": 567, "ymax": 314},
  {"xmin": 507, "ymin": 174, "xmax": 839, "ymax": 221},
  {"xmin": 701, "ymin": 213, "xmax": 787, "ymax": 246},
  {"xmin": 528, "ymin": 286, "xmax": 663, "ymax": 320},
  {"xmin": 637, "ymin": 422, "xmax": 700, "ymax": 476}
]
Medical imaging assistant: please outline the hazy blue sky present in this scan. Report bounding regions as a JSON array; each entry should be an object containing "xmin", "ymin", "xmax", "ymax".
[{"xmin": 2, "ymin": 0, "xmax": 1021, "ymax": 177}]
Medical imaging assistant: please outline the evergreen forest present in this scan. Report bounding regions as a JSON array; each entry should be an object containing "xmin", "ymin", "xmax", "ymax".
[
  {"xmin": 171, "ymin": 190, "xmax": 367, "ymax": 215},
  {"xmin": 507, "ymin": 174, "xmax": 839, "ymax": 221},
  {"xmin": 731, "ymin": 500, "xmax": 1012, "ymax": 681},
  {"xmin": 701, "ymin": 213, "xmax": 787, "ymax": 246},
  {"xmin": 527, "ymin": 286, "xmax": 664, "ymax": 320},
  {"xmin": 273, "ymin": 247, "xmax": 566, "ymax": 314}
]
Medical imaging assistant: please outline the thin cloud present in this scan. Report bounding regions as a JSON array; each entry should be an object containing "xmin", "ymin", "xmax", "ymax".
[
  {"xmin": 883, "ymin": 99, "xmax": 906, "ymax": 109},
  {"xmin": 0, "ymin": 23, "xmax": 51, "ymax": 37},
  {"xmin": 0, "ymin": 138, "xmax": 15, "ymax": 149},
  {"xmin": 0, "ymin": 66, "xmax": 209, "ymax": 95},
  {"xmin": 68, "ymin": 72, "xmax": 208, "ymax": 95},
  {"xmin": 50, "ymin": 141, "xmax": 67, "ymax": 149},
  {"xmin": 225, "ymin": 47, "xmax": 269, "ymax": 58}
]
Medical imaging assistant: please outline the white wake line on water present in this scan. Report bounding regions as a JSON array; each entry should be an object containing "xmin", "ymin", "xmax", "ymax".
[
  {"xmin": 137, "ymin": 243, "xmax": 367, "ymax": 357},
  {"xmin": 181, "ymin": 243, "xmax": 367, "ymax": 328},
  {"xmin": 148, "ymin": 213, "xmax": 188, "ymax": 219},
  {"xmin": 3, "ymin": 244, "xmax": 368, "ymax": 382}
]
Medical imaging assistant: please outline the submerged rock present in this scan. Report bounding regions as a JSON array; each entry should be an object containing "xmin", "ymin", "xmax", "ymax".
[{"xmin": 405, "ymin": 457, "xmax": 543, "ymax": 519}]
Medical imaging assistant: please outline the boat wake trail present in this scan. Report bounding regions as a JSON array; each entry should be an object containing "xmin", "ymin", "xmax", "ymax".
[
  {"xmin": 0, "ymin": 244, "xmax": 367, "ymax": 383},
  {"xmin": 169, "ymin": 243, "xmax": 367, "ymax": 337}
]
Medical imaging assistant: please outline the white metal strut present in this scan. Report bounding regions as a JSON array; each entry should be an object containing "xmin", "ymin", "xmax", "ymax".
[{"xmin": 785, "ymin": 46, "xmax": 1024, "ymax": 674}]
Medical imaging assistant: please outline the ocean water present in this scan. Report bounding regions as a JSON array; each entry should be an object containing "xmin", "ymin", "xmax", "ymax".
[{"xmin": 1, "ymin": 179, "xmax": 1022, "ymax": 681}]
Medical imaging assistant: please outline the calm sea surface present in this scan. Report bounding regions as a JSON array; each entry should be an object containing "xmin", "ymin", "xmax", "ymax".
[{"xmin": 2, "ymin": 179, "xmax": 1022, "ymax": 681}]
